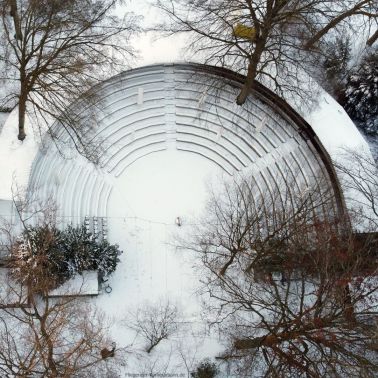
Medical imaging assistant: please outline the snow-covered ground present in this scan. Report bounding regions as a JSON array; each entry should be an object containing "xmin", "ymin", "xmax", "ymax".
[
  {"xmin": 359, "ymin": 130, "xmax": 378, "ymax": 163},
  {"xmin": 0, "ymin": 3, "xmax": 376, "ymax": 370},
  {"xmin": 0, "ymin": 112, "xmax": 9, "ymax": 133},
  {"xmin": 91, "ymin": 151, "xmax": 226, "ymax": 373},
  {"xmin": 16, "ymin": 62, "xmax": 367, "ymax": 373},
  {"xmin": 98, "ymin": 151, "xmax": 221, "ymax": 317},
  {"xmin": 0, "ymin": 109, "xmax": 40, "ymax": 200},
  {"xmin": 305, "ymin": 92, "xmax": 371, "ymax": 157}
]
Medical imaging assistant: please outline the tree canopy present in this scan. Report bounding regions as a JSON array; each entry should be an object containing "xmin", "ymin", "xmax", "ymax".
[
  {"xmin": 0, "ymin": 0, "xmax": 140, "ymax": 162},
  {"xmin": 11, "ymin": 223, "xmax": 123, "ymax": 292},
  {"xmin": 157, "ymin": 0, "xmax": 377, "ymax": 105},
  {"xmin": 187, "ymin": 169, "xmax": 378, "ymax": 376}
]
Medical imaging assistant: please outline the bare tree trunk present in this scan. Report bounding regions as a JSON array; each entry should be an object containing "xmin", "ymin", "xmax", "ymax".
[
  {"xmin": 233, "ymin": 320, "xmax": 334, "ymax": 350},
  {"xmin": 146, "ymin": 340, "xmax": 161, "ymax": 354},
  {"xmin": 234, "ymin": 335, "xmax": 267, "ymax": 350},
  {"xmin": 234, "ymin": 332, "xmax": 303, "ymax": 350},
  {"xmin": 304, "ymin": 1, "xmax": 371, "ymax": 50},
  {"xmin": 236, "ymin": 31, "xmax": 267, "ymax": 105},
  {"xmin": 236, "ymin": 61, "xmax": 257, "ymax": 106},
  {"xmin": 367, "ymin": 29, "xmax": 378, "ymax": 46},
  {"xmin": 9, "ymin": 0, "xmax": 23, "ymax": 41},
  {"xmin": 342, "ymin": 284, "xmax": 356, "ymax": 324},
  {"xmin": 40, "ymin": 319, "xmax": 59, "ymax": 377},
  {"xmin": 18, "ymin": 93, "xmax": 27, "ymax": 141},
  {"xmin": 10, "ymin": 0, "xmax": 27, "ymax": 141}
]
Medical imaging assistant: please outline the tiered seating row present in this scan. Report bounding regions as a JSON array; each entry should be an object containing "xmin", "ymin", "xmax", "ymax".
[
  {"xmin": 27, "ymin": 63, "xmax": 338, "ymax": 223},
  {"xmin": 29, "ymin": 148, "xmax": 112, "ymax": 226}
]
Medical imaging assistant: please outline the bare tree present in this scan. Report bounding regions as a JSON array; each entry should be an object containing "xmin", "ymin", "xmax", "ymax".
[
  {"xmin": 335, "ymin": 149, "xmax": 378, "ymax": 227},
  {"xmin": 0, "ymin": 0, "xmax": 139, "ymax": 162},
  {"xmin": 126, "ymin": 300, "xmax": 180, "ymax": 353},
  {"xmin": 0, "ymin": 203, "xmax": 121, "ymax": 377},
  {"xmin": 367, "ymin": 28, "xmax": 378, "ymax": 47},
  {"xmin": 156, "ymin": 0, "xmax": 377, "ymax": 105},
  {"xmin": 187, "ymin": 173, "xmax": 378, "ymax": 377},
  {"xmin": 0, "ymin": 293, "xmax": 118, "ymax": 377}
]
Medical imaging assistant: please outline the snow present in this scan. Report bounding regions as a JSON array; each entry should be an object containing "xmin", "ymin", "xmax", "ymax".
[
  {"xmin": 0, "ymin": 9, "xmax": 376, "ymax": 369},
  {"xmin": 0, "ymin": 268, "xmax": 27, "ymax": 305},
  {"xmin": 133, "ymin": 33, "xmax": 188, "ymax": 67},
  {"xmin": 95, "ymin": 150, "xmax": 222, "ymax": 322},
  {"xmin": 305, "ymin": 92, "xmax": 377, "ymax": 226},
  {"xmin": 0, "ymin": 108, "xmax": 41, "ymax": 201},
  {"xmin": 0, "ymin": 112, "xmax": 9, "ymax": 133},
  {"xmin": 84, "ymin": 150, "xmax": 226, "ymax": 373},
  {"xmin": 48, "ymin": 270, "xmax": 99, "ymax": 297},
  {"xmin": 126, "ymin": 0, "xmax": 191, "ymax": 68},
  {"xmin": 305, "ymin": 92, "xmax": 371, "ymax": 157}
]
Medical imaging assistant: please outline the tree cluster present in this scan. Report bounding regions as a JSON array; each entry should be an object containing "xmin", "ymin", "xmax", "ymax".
[
  {"xmin": 11, "ymin": 223, "xmax": 122, "ymax": 292},
  {"xmin": 191, "ymin": 359, "xmax": 219, "ymax": 378},
  {"xmin": 188, "ymin": 167, "xmax": 378, "ymax": 377},
  {"xmin": 157, "ymin": 0, "xmax": 377, "ymax": 105},
  {"xmin": 344, "ymin": 48, "xmax": 378, "ymax": 135},
  {"xmin": 0, "ymin": 295, "xmax": 119, "ymax": 377},
  {"xmin": 0, "ymin": 0, "xmax": 140, "ymax": 162},
  {"xmin": 317, "ymin": 36, "xmax": 352, "ymax": 102},
  {"xmin": 0, "ymin": 214, "xmax": 123, "ymax": 377},
  {"xmin": 315, "ymin": 39, "xmax": 377, "ymax": 135}
]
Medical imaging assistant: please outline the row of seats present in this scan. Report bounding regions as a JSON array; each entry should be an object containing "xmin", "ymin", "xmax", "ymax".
[
  {"xmin": 28, "ymin": 64, "xmax": 337, "ymax": 223},
  {"xmin": 29, "ymin": 147, "xmax": 112, "ymax": 226}
]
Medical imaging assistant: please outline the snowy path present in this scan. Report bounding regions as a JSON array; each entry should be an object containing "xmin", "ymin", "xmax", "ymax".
[{"xmin": 97, "ymin": 151, "xmax": 222, "ymax": 321}]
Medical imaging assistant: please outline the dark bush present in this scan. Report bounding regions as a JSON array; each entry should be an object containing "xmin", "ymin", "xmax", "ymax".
[
  {"xmin": 11, "ymin": 223, "xmax": 122, "ymax": 291},
  {"xmin": 191, "ymin": 359, "xmax": 219, "ymax": 378}
]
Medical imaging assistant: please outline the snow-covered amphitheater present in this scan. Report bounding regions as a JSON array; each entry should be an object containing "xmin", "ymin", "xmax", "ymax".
[
  {"xmin": 29, "ymin": 63, "xmax": 345, "ymax": 219},
  {"xmin": 24, "ymin": 63, "xmax": 351, "ymax": 304},
  {"xmin": 0, "ymin": 63, "xmax": 372, "ymax": 360}
]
